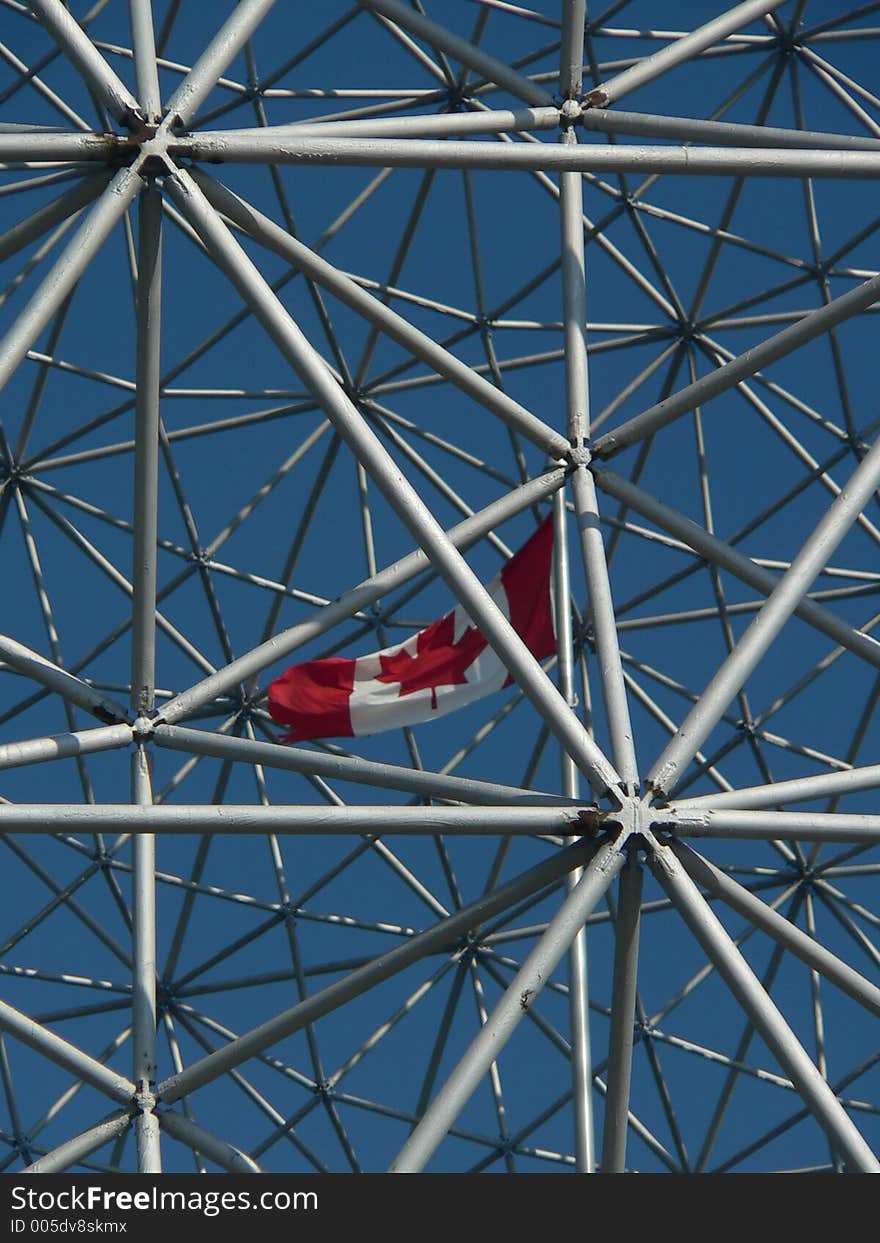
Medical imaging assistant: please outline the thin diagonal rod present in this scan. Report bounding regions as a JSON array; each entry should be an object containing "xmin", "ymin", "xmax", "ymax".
[
  {"xmin": 190, "ymin": 171, "xmax": 568, "ymax": 457},
  {"xmin": 648, "ymin": 432, "xmax": 880, "ymax": 797},
  {"xmin": 591, "ymin": 464, "xmax": 880, "ymax": 670},
  {"xmin": 572, "ymin": 466, "xmax": 638, "ymax": 788},
  {"xmin": 131, "ymin": 182, "xmax": 161, "ymax": 718},
  {"xmin": 647, "ymin": 839, "xmax": 878, "ymax": 1172},
  {"xmin": 0, "ymin": 170, "xmax": 113, "ymax": 266},
  {"xmin": 354, "ymin": 0, "xmax": 554, "ymax": 106},
  {"xmin": 157, "ymin": 839, "xmax": 600, "ymax": 1104},
  {"xmin": 28, "ymin": 0, "xmax": 145, "ymax": 127}
]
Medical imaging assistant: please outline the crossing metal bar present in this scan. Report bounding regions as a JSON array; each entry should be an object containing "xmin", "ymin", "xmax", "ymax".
[
  {"xmin": 164, "ymin": 166, "xmax": 621, "ymax": 798},
  {"xmin": 647, "ymin": 839, "xmax": 879, "ymax": 1173},
  {"xmin": 586, "ymin": 0, "xmax": 790, "ymax": 107},
  {"xmin": 0, "ymin": 998, "xmax": 136, "ymax": 1105},
  {"xmin": 648, "ymin": 433, "xmax": 880, "ymax": 797},
  {"xmin": 157, "ymin": 838, "xmax": 602, "ymax": 1104},
  {"xmin": 152, "ymin": 724, "xmax": 578, "ymax": 807},
  {"xmin": 591, "ymin": 463, "xmax": 880, "ymax": 671},
  {"xmin": 176, "ymin": 133, "xmax": 880, "ymax": 177},
  {"xmin": 191, "ymin": 171, "xmax": 569, "ymax": 458},
  {"xmin": 390, "ymin": 835, "xmax": 627, "ymax": 1172},
  {"xmin": 159, "ymin": 467, "xmax": 566, "ymax": 724},
  {"xmin": 21, "ymin": 1113, "xmax": 132, "ymax": 1175},
  {"xmin": 670, "ymin": 842, "xmax": 880, "ymax": 1017},
  {"xmin": 593, "ymin": 272, "xmax": 880, "ymax": 459}
]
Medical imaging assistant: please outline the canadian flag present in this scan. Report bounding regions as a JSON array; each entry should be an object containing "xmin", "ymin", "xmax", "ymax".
[{"xmin": 268, "ymin": 517, "xmax": 556, "ymax": 742}]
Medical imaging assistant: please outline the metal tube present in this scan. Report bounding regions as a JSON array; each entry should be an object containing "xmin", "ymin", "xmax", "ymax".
[
  {"xmin": 128, "ymin": 0, "xmax": 162, "ymax": 121},
  {"xmin": 664, "ymin": 806, "xmax": 880, "ymax": 844},
  {"xmin": 191, "ymin": 172, "xmax": 568, "ymax": 458},
  {"xmin": 131, "ymin": 184, "xmax": 162, "ymax": 718},
  {"xmin": 28, "ymin": 0, "xmax": 145, "ymax": 128},
  {"xmin": 0, "ymin": 803, "xmax": 594, "ymax": 835},
  {"xmin": 157, "ymin": 838, "xmax": 600, "ymax": 1104},
  {"xmin": 670, "ymin": 842, "xmax": 880, "ymax": 1018},
  {"xmin": 390, "ymin": 836, "xmax": 626, "ymax": 1172},
  {"xmin": 593, "ymin": 272, "xmax": 880, "ymax": 459},
  {"xmin": 0, "ymin": 171, "xmax": 113, "ymax": 265},
  {"xmin": 354, "ymin": 0, "xmax": 554, "ymax": 107},
  {"xmin": 164, "ymin": 0, "xmax": 279, "ymax": 127},
  {"xmin": 164, "ymin": 168, "xmax": 620, "ymax": 798},
  {"xmin": 0, "ymin": 998, "xmax": 135, "ymax": 1105},
  {"xmin": 559, "ymin": 0, "xmax": 587, "ymax": 99},
  {"xmin": 647, "ymin": 839, "xmax": 879, "ymax": 1173},
  {"xmin": 601, "ymin": 854, "xmax": 642, "ymax": 1172},
  {"xmin": 177, "ymin": 133, "xmax": 880, "ymax": 177},
  {"xmin": 131, "ymin": 747, "xmax": 159, "ymax": 1173},
  {"xmin": 648, "ymin": 433, "xmax": 880, "ymax": 797},
  {"xmin": 159, "ymin": 1110, "xmax": 262, "ymax": 1173},
  {"xmin": 578, "ymin": 105, "xmax": 880, "ymax": 151},
  {"xmin": 0, "ymin": 723, "xmax": 131, "ymax": 771},
  {"xmin": 587, "ymin": 0, "xmax": 789, "ymax": 107},
  {"xmin": 553, "ymin": 491, "xmax": 595, "ymax": 1173},
  {"xmin": 152, "ymin": 723, "xmax": 577, "ymax": 807},
  {"xmin": 592, "ymin": 463, "xmax": 880, "ymax": 672},
  {"xmin": 572, "ymin": 466, "xmax": 639, "ymax": 789},
  {"xmin": 160, "ymin": 467, "xmax": 565, "ymax": 724},
  {"xmin": 0, "ymin": 166, "xmax": 142, "ymax": 398},
  {"xmin": 0, "ymin": 634, "xmax": 129, "ymax": 724},
  {"xmin": 262, "ymin": 106, "xmax": 561, "ymax": 139},
  {"xmin": 674, "ymin": 763, "xmax": 880, "ymax": 811},
  {"xmin": 22, "ymin": 1112, "xmax": 131, "ymax": 1175}
]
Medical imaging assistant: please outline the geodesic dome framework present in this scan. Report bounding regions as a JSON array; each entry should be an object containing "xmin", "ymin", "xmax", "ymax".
[{"xmin": 0, "ymin": 0, "xmax": 879, "ymax": 1174}]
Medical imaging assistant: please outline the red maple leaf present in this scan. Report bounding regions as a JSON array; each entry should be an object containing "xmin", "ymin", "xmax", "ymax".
[{"xmin": 376, "ymin": 612, "xmax": 488, "ymax": 710}]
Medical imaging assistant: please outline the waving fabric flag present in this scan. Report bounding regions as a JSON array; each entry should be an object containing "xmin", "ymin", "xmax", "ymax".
[{"xmin": 268, "ymin": 517, "xmax": 556, "ymax": 743}]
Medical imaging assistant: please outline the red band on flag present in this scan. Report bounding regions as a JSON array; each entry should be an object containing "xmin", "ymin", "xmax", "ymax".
[
  {"xmin": 267, "ymin": 516, "xmax": 556, "ymax": 743},
  {"xmin": 267, "ymin": 656, "xmax": 356, "ymax": 743}
]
